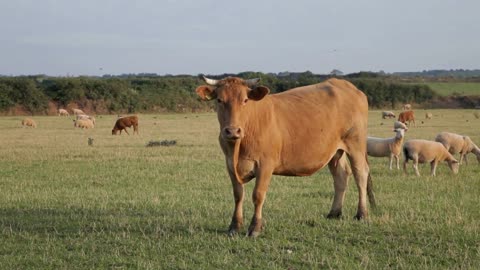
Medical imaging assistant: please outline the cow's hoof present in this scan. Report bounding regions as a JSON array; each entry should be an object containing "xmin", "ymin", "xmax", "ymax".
[
  {"xmin": 247, "ymin": 230, "xmax": 261, "ymax": 238},
  {"xmin": 228, "ymin": 228, "xmax": 239, "ymax": 237},
  {"xmin": 326, "ymin": 211, "xmax": 342, "ymax": 219},
  {"xmin": 228, "ymin": 222, "xmax": 243, "ymax": 236},
  {"xmin": 354, "ymin": 213, "xmax": 367, "ymax": 220},
  {"xmin": 247, "ymin": 218, "xmax": 264, "ymax": 237}
]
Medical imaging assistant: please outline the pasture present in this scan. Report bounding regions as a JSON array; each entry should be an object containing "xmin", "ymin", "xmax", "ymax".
[
  {"xmin": 1, "ymin": 110, "xmax": 479, "ymax": 269},
  {"xmin": 425, "ymin": 82, "xmax": 480, "ymax": 97}
]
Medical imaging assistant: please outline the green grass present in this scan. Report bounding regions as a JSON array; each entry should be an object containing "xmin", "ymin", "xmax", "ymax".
[
  {"xmin": 1, "ymin": 111, "xmax": 480, "ymax": 269},
  {"xmin": 425, "ymin": 82, "xmax": 480, "ymax": 96}
]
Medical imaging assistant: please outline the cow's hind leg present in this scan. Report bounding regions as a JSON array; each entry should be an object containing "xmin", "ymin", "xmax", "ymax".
[
  {"xmin": 327, "ymin": 150, "xmax": 351, "ymax": 219},
  {"xmin": 347, "ymin": 152, "xmax": 370, "ymax": 220}
]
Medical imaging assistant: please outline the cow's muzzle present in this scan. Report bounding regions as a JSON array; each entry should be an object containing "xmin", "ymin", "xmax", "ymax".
[{"xmin": 222, "ymin": 126, "xmax": 243, "ymax": 141}]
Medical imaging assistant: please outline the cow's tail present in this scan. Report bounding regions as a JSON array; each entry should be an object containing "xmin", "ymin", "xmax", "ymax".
[{"xmin": 365, "ymin": 153, "xmax": 376, "ymax": 208}]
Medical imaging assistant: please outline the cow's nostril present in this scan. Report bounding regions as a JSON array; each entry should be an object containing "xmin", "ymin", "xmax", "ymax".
[{"xmin": 223, "ymin": 127, "xmax": 242, "ymax": 139}]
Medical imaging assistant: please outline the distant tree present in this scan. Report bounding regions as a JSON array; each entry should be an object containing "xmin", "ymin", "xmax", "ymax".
[{"xmin": 330, "ymin": 69, "xmax": 344, "ymax": 76}]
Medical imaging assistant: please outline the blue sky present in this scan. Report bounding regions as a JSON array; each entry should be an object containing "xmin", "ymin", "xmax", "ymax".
[{"xmin": 1, "ymin": 0, "xmax": 479, "ymax": 76}]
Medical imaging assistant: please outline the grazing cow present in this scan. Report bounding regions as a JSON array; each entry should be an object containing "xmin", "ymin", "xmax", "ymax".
[
  {"xmin": 58, "ymin": 109, "xmax": 69, "ymax": 116},
  {"xmin": 112, "ymin": 115, "xmax": 139, "ymax": 135},
  {"xmin": 21, "ymin": 118, "xmax": 37, "ymax": 128},
  {"xmin": 398, "ymin": 111, "xmax": 416, "ymax": 127},
  {"xmin": 402, "ymin": 104, "xmax": 412, "ymax": 111},
  {"xmin": 72, "ymin": 108, "xmax": 85, "ymax": 115},
  {"xmin": 196, "ymin": 76, "xmax": 375, "ymax": 237}
]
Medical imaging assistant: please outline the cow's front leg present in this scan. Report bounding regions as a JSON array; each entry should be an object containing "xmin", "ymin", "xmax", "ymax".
[
  {"xmin": 248, "ymin": 167, "xmax": 273, "ymax": 237},
  {"xmin": 228, "ymin": 172, "xmax": 245, "ymax": 236}
]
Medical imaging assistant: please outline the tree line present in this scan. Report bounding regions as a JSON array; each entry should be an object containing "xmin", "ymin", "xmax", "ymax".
[{"xmin": 0, "ymin": 72, "xmax": 437, "ymax": 114}]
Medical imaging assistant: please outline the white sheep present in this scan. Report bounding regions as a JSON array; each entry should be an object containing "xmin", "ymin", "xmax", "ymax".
[
  {"xmin": 425, "ymin": 112, "xmax": 433, "ymax": 119},
  {"xmin": 76, "ymin": 114, "xmax": 96, "ymax": 126},
  {"xmin": 382, "ymin": 111, "xmax": 395, "ymax": 119},
  {"xmin": 403, "ymin": 139, "xmax": 459, "ymax": 176},
  {"xmin": 393, "ymin": 121, "xmax": 408, "ymax": 130},
  {"xmin": 72, "ymin": 108, "xmax": 85, "ymax": 115},
  {"xmin": 434, "ymin": 132, "xmax": 480, "ymax": 165},
  {"xmin": 367, "ymin": 128, "xmax": 407, "ymax": 170},
  {"xmin": 58, "ymin": 108, "xmax": 69, "ymax": 116},
  {"xmin": 21, "ymin": 118, "xmax": 37, "ymax": 128},
  {"xmin": 73, "ymin": 119, "xmax": 94, "ymax": 129}
]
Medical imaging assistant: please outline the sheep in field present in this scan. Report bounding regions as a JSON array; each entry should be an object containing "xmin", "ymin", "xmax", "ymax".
[
  {"xmin": 21, "ymin": 118, "xmax": 37, "ymax": 128},
  {"xmin": 382, "ymin": 111, "xmax": 396, "ymax": 119},
  {"xmin": 402, "ymin": 104, "xmax": 412, "ymax": 111},
  {"xmin": 73, "ymin": 119, "xmax": 94, "ymax": 129},
  {"xmin": 425, "ymin": 112, "xmax": 433, "ymax": 119},
  {"xmin": 72, "ymin": 108, "xmax": 85, "ymax": 115},
  {"xmin": 367, "ymin": 127, "xmax": 407, "ymax": 170},
  {"xmin": 403, "ymin": 139, "xmax": 459, "ymax": 176},
  {"xmin": 58, "ymin": 109, "xmax": 69, "ymax": 116},
  {"xmin": 76, "ymin": 114, "xmax": 96, "ymax": 126},
  {"xmin": 434, "ymin": 132, "xmax": 480, "ymax": 165},
  {"xmin": 394, "ymin": 121, "xmax": 408, "ymax": 130}
]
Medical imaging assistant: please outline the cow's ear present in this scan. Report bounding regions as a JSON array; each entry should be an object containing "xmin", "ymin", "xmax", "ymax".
[
  {"xmin": 248, "ymin": 86, "xmax": 270, "ymax": 101},
  {"xmin": 196, "ymin": 85, "xmax": 216, "ymax": 101}
]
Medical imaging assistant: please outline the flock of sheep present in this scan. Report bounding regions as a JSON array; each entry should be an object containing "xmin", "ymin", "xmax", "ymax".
[
  {"xmin": 21, "ymin": 108, "xmax": 139, "ymax": 135},
  {"xmin": 369, "ymin": 104, "xmax": 480, "ymax": 176}
]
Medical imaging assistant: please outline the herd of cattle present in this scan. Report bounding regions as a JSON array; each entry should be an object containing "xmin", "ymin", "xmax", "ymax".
[{"xmin": 21, "ymin": 108, "xmax": 139, "ymax": 135}]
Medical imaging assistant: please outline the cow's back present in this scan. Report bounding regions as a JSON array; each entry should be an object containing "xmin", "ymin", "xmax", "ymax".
[{"xmin": 249, "ymin": 78, "xmax": 368, "ymax": 175}]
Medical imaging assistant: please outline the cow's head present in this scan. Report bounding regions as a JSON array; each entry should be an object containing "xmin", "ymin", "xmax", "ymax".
[{"xmin": 196, "ymin": 76, "xmax": 270, "ymax": 141}]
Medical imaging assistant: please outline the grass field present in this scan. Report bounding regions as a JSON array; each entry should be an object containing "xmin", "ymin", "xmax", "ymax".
[
  {"xmin": 1, "ymin": 110, "xmax": 480, "ymax": 269},
  {"xmin": 425, "ymin": 82, "xmax": 480, "ymax": 96}
]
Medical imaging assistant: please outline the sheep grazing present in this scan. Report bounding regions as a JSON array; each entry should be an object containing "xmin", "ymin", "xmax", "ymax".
[
  {"xmin": 72, "ymin": 108, "xmax": 85, "ymax": 115},
  {"xmin": 21, "ymin": 118, "xmax": 37, "ymax": 128},
  {"xmin": 434, "ymin": 132, "xmax": 480, "ymax": 165},
  {"xmin": 398, "ymin": 110, "xmax": 416, "ymax": 127},
  {"xmin": 112, "ymin": 115, "xmax": 139, "ymax": 135},
  {"xmin": 382, "ymin": 111, "xmax": 396, "ymax": 119},
  {"xmin": 402, "ymin": 104, "xmax": 412, "ymax": 111},
  {"xmin": 73, "ymin": 119, "xmax": 94, "ymax": 129},
  {"xmin": 403, "ymin": 139, "xmax": 459, "ymax": 176},
  {"xmin": 76, "ymin": 114, "xmax": 96, "ymax": 126},
  {"xmin": 367, "ymin": 128, "xmax": 407, "ymax": 170},
  {"xmin": 425, "ymin": 112, "xmax": 433, "ymax": 119},
  {"xmin": 58, "ymin": 108, "xmax": 69, "ymax": 116}
]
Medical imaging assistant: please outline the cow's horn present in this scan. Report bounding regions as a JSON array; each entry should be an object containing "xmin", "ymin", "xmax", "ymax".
[
  {"xmin": 202, "ymin": 76, "xmax": 219, "ymax": 86},
  {"xmin": 245, "ymin": 78, "xmax": 260, "ymax": 86}
]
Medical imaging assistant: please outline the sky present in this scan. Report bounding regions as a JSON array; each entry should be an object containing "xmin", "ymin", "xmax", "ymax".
[{"xmin": 1, "ymin": 0, "xmax": 479, "ymax": 76}]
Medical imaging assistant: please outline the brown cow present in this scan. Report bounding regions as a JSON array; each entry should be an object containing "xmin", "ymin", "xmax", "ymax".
[
  {"xmin": 112, "ymin": 115, "xmax": 139, "ymax": 135},
  {"xmin": 398, "ymin": 110, "xmax": 416, "ymax": 127},
  {"xmin": 196, "ymin": 76, "xmax": 375, "ymax": 237}
]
